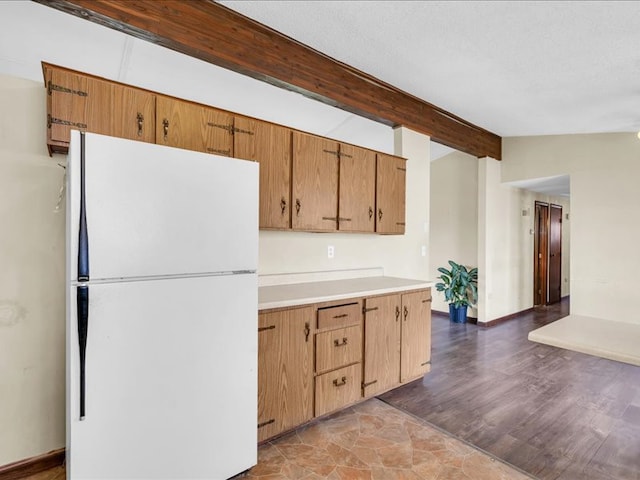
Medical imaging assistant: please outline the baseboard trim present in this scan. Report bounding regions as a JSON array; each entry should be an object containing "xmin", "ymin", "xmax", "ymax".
[
  {"xmin": 431, "ymin": 310, "xmax": 478, "ymax": 323},
  {"xmin": 0, "ymin": 448, "xmax": 65, "ymax": 480},
  {"xmin": 479, "ymin": 307, "xmax": 535, "ymax": 328},
  {"xmin": 432, "ymin": 308, "xmax": 535, "ymax": 328}
]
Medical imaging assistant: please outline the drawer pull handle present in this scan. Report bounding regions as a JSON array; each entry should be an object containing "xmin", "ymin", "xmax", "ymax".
[
  {"xmin": 257, "ymin": 419, "xmax": 275, "ymax": 429},
  {"xmin": 333, "ymin": 313, "xmax": 348, "ymax": 319},
  {"xmin": 421, "ymin": 360, "xmax": 432, "ymax": 366},
  {"xmin": 333, "ymin": 376, "xmax": 347, "ymax": 387},
  {"xmin": 422, "ymin": 298, "xmax": 432, "ymax": 303},
  {"xmin": 334, "ymin": 337, "xmax": 348, "ymax": 347},
  {"xmin": 258, "ymin": 325, "xmax": 275, "ymax": 332},
  {"xmin": 362, "ymin": 379, "xmax": 378, "ymax": 388}
]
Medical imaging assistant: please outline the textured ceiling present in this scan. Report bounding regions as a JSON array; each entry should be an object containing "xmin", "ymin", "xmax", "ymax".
[{"xmin": 220, "ymin": 0, "xmax": 640, "ymax": 139}]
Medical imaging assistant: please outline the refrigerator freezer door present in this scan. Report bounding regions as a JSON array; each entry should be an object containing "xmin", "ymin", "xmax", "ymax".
[
  {"xmin": 67, "ymin": 274, "xmax": 257, "ymax": 479},
  {"xmin": 67, "ymin": 131, "xmax": 258, "ymax": 282}
]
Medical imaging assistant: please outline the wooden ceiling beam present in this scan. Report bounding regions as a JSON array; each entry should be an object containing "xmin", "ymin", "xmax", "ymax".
[{"xmin": 34, "ymin": 0, "xmax": 502, "ymax": 159}]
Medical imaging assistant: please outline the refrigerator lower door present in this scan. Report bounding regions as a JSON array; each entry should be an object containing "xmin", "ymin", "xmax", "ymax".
[{"xmin": 67, "ymin": 274, "xmax": 257, "ymax": 479}]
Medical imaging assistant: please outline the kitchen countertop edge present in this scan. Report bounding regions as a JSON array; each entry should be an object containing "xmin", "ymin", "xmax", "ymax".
[{"xmin": 258, "ymin": 276, "xmax": 434, "ymax": 311}]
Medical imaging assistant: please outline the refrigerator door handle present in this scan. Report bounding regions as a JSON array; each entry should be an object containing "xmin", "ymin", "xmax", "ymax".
[
  {"xmin": 77, "ymin": 285, "xmax": 89, "ymax": 420},
  {"xmin": 78, "ymin": 132, "xmax": 90, "ymax": 282}
]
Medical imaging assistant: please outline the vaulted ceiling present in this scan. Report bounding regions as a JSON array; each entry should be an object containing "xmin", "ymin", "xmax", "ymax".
[{"xmin": 221, "ymin": 1, "xmax": 640, "ymax": 139}]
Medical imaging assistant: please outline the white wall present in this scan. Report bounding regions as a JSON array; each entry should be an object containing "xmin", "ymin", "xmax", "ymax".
[
  {"xmin": 0, "ymin": 2, "xmax": 431, "ymax": 465},
  {"xmin": 431, "ymin": 151, "xmax": 570, "ymax": 323},
  {"xmin": 0, "ymin": 75, "xmax": 66, "ymax": 464},
  {"xmin": 429, "ymin": 151, "xmax": 478, "ymax": 314},
  {"xmin": 503, "ymin": 133, "xmax": 640, "ymax": 324}
]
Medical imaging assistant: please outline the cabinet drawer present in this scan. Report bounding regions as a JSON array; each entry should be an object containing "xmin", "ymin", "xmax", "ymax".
[
  {"xmin": 315, "ymin": 363, "xmax": 362, "ymax": 417},
  {"xmin": 317, "ymin": 302, "xmax": 361, "ymax": 330},
  {"xmin": 315, "ymin": 325, "xmax": 362, "ymax": 374}
]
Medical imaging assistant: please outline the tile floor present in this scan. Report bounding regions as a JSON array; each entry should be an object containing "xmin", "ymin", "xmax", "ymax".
[
  {"xmin": 235, "ymin": 398, "xmax": 533, "ymax": 480},
  {"xmin": 23, "ymin": 399, "xmax": 532, "ymax": 480}
]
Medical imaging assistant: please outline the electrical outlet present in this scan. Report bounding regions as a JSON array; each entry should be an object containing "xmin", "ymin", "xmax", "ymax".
[{"xmin": 327, "ymin": 245, "xmax": 335, "ymax": 259}]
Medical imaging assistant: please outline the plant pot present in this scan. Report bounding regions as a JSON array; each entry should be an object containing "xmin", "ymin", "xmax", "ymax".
[{"xmin": 448, "ymin": 304, "xmax": 468, "ymax": 324}]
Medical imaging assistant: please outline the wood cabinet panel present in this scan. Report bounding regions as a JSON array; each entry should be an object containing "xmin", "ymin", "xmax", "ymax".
[
  {"xmin": 234, "ymin": 117, "xmax": 292, "ymax": 229},
  {"xmin": 292, "ymin": 132, "xmax": 339, "ymax": 231},
  {"xmin": 111, "ymin": 83, "xmax": 156, "ymax": 143},
  {"xmin": 376, "ymin": 153, "xmax": 406, "ymax": 234},
  {"xmin": 400, "ymin": 290, "xmax": 432, "ymax": 382},
  {"xmin": 362, "ymin": 294, "xmax": 401, "ymax": 397},
  {"xmin": 315, "ymin": 363, "xmax": 362, "ymax": 417},
  {"xmin": 315, "ymin": 325, "xmax": 362, "ymax": 375},
  {"xmin": 338, "ymin": 144, "xmax": 376, "ymax": 232},
  {"xmin": 45, "ymin": 65, "xmax": 156, "ymax": 153},
  {"xmin": 317, "ymin": 302, "xmax": 361, "ymax": 330},
  {"xmin": 156, "ymin": 96, "xmax": 233, "ymax": 155},
  {"xmin": 46, "ymin": 67, "xmax": 89, "ymax": 150},
  {"xmin": 257, "ymin": 307, "xmax": 314, "ymax": 442}
]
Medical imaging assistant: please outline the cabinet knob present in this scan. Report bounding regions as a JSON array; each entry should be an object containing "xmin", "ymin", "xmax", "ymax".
[
  {"xmin": 304, "ymin": 322, "xmax": 310, "ymax": 342},
  {"xmin": 395, "ymin": 306, "xmax": 400, "ymax": 322},
  {"xmin": 136, "ymin": 112, "xmax": 144, "ymax": 137},
  {"xmin": 280, "ymin": 197, "xmax": 287, "ymax": 215},
  {"xmin": 378, "ymin": 208, "xmax": 383, "ymax": 222},
  {"xmin": 162, "ymin": 118, "xmax": 169, "ymax": 141},
  {"xmin": 403, "ymin": 305, "xmax": 408, "ymax": 321},
  {"xmin": 296, "ymin": 199, "xmax": 301, "ymax": 216},
  {"xmin": 369, "ymin": 206, "xmax": 374, "ymax": 220}
]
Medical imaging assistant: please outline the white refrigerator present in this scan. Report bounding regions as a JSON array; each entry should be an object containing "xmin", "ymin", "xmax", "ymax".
[{"xmin": 66, "ymin": 131, "xmax": 258, "ymax": 479}]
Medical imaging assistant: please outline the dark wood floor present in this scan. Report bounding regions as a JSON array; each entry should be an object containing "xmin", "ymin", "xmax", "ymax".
[{"xmin": 380, "ymin": 299, "xmax": 640, "ymax": 480}]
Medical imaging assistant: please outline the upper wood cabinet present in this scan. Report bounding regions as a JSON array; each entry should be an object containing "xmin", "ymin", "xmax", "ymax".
[
  {"xmin": 44, "ymin": 64, "xmax": 155, "ymax": 154},
  {"xmin": 338, "ymin": 144, "xmax": 376, "ymax": 233},
  {"xmin": 234, "ymin": 117, "xmax": 292, "ymax": 230},
  {"xmin": 43, "ymin": 63, "xmax": 408, "ymax": 237},
  {"xmin": 376, "ymin": 153, "xmax": 406, "ymax": 234},
  {"xmin": 156, "ymin": 96, "xmax": 233, "ymax": 156},
  {"xmin": 292, "ymin": 132, "xmax": 339, "ymax": 231},
  {"xmin": 257, "ymin": 306, "xmax": 314, "ymax": 442}
]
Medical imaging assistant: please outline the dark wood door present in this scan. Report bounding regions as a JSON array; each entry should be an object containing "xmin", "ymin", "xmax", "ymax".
[
  {"xmin": 548, "ymin": 205, "xmax": 563, "ymax": 304},
  {"xmin": 534, "ymin": 202, "xmax": 549, "ymax": 306}
]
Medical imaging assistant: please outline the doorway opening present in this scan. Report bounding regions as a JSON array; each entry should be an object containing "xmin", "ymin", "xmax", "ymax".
[{"xmin": 534, "ymin": 202, "xmax": 562, "ymax": 306}]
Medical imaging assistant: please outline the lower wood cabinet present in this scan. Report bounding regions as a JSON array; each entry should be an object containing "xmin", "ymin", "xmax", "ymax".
[
  {"xmin": 400, "ymin": 290, "xmax": 432, "ymax": 382},
  {"xmin": 362, "ymin": 289, "xmax": 432, "ymax": 397},
  {"xmin": 258, "ymin": 287, "xmax": 431, "ymax": 443},
  {"xmin": 257, "ymin": 306, "xmax": 314, "ymax": 442}
]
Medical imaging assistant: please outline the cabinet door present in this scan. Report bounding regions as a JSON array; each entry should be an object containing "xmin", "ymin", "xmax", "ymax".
[
  {"xmin": 362, "ymin": 294, "xmax": 401, "ymax": 397},
  {"xmin": 46, "ymin": 67, "xmax": 89, "ymax": 152},
  {"xmin": 257, "ymin": 307, "xmax": 314, "ymax": 442},
  {"xmin": 400, "ymin": 290, "xmax": 432, "ymax": 382},
  {"xmin": 110, "ymin": 83, "xmax": 155, "ymax": 143},
  {"xmin": 234, "ymin": 117, "xmax": 292, "ymax": 229},
  {"xmin": 292, "ymin": 132, "xmax": 339, "ymax": 231},
  {"xmin": 338, "ymin": 144, "xmax": 376, "ymax": 232},
  {"xmin": 376, "ymin": 153, "xmax": 406, "ymax": 234},
  {"xmin": 156, "ymin": 96, "xmax": 233, "ymax": 155}
]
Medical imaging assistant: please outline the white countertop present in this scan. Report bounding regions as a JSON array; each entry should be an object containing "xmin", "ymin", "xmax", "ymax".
[{"xmin": 258, "ymin": 276, "xmax": 433, "ymax": 310}]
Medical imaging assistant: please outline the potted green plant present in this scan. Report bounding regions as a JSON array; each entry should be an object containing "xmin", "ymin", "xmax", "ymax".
[{"xmin": 435, "ymin": 260, "xmax": 478, "ymax": 323}]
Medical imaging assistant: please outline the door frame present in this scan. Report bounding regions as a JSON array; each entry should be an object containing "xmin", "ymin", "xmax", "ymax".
[{"xmin": 533, "ymin": 201, "xmax": 563, "ymax": 306}]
